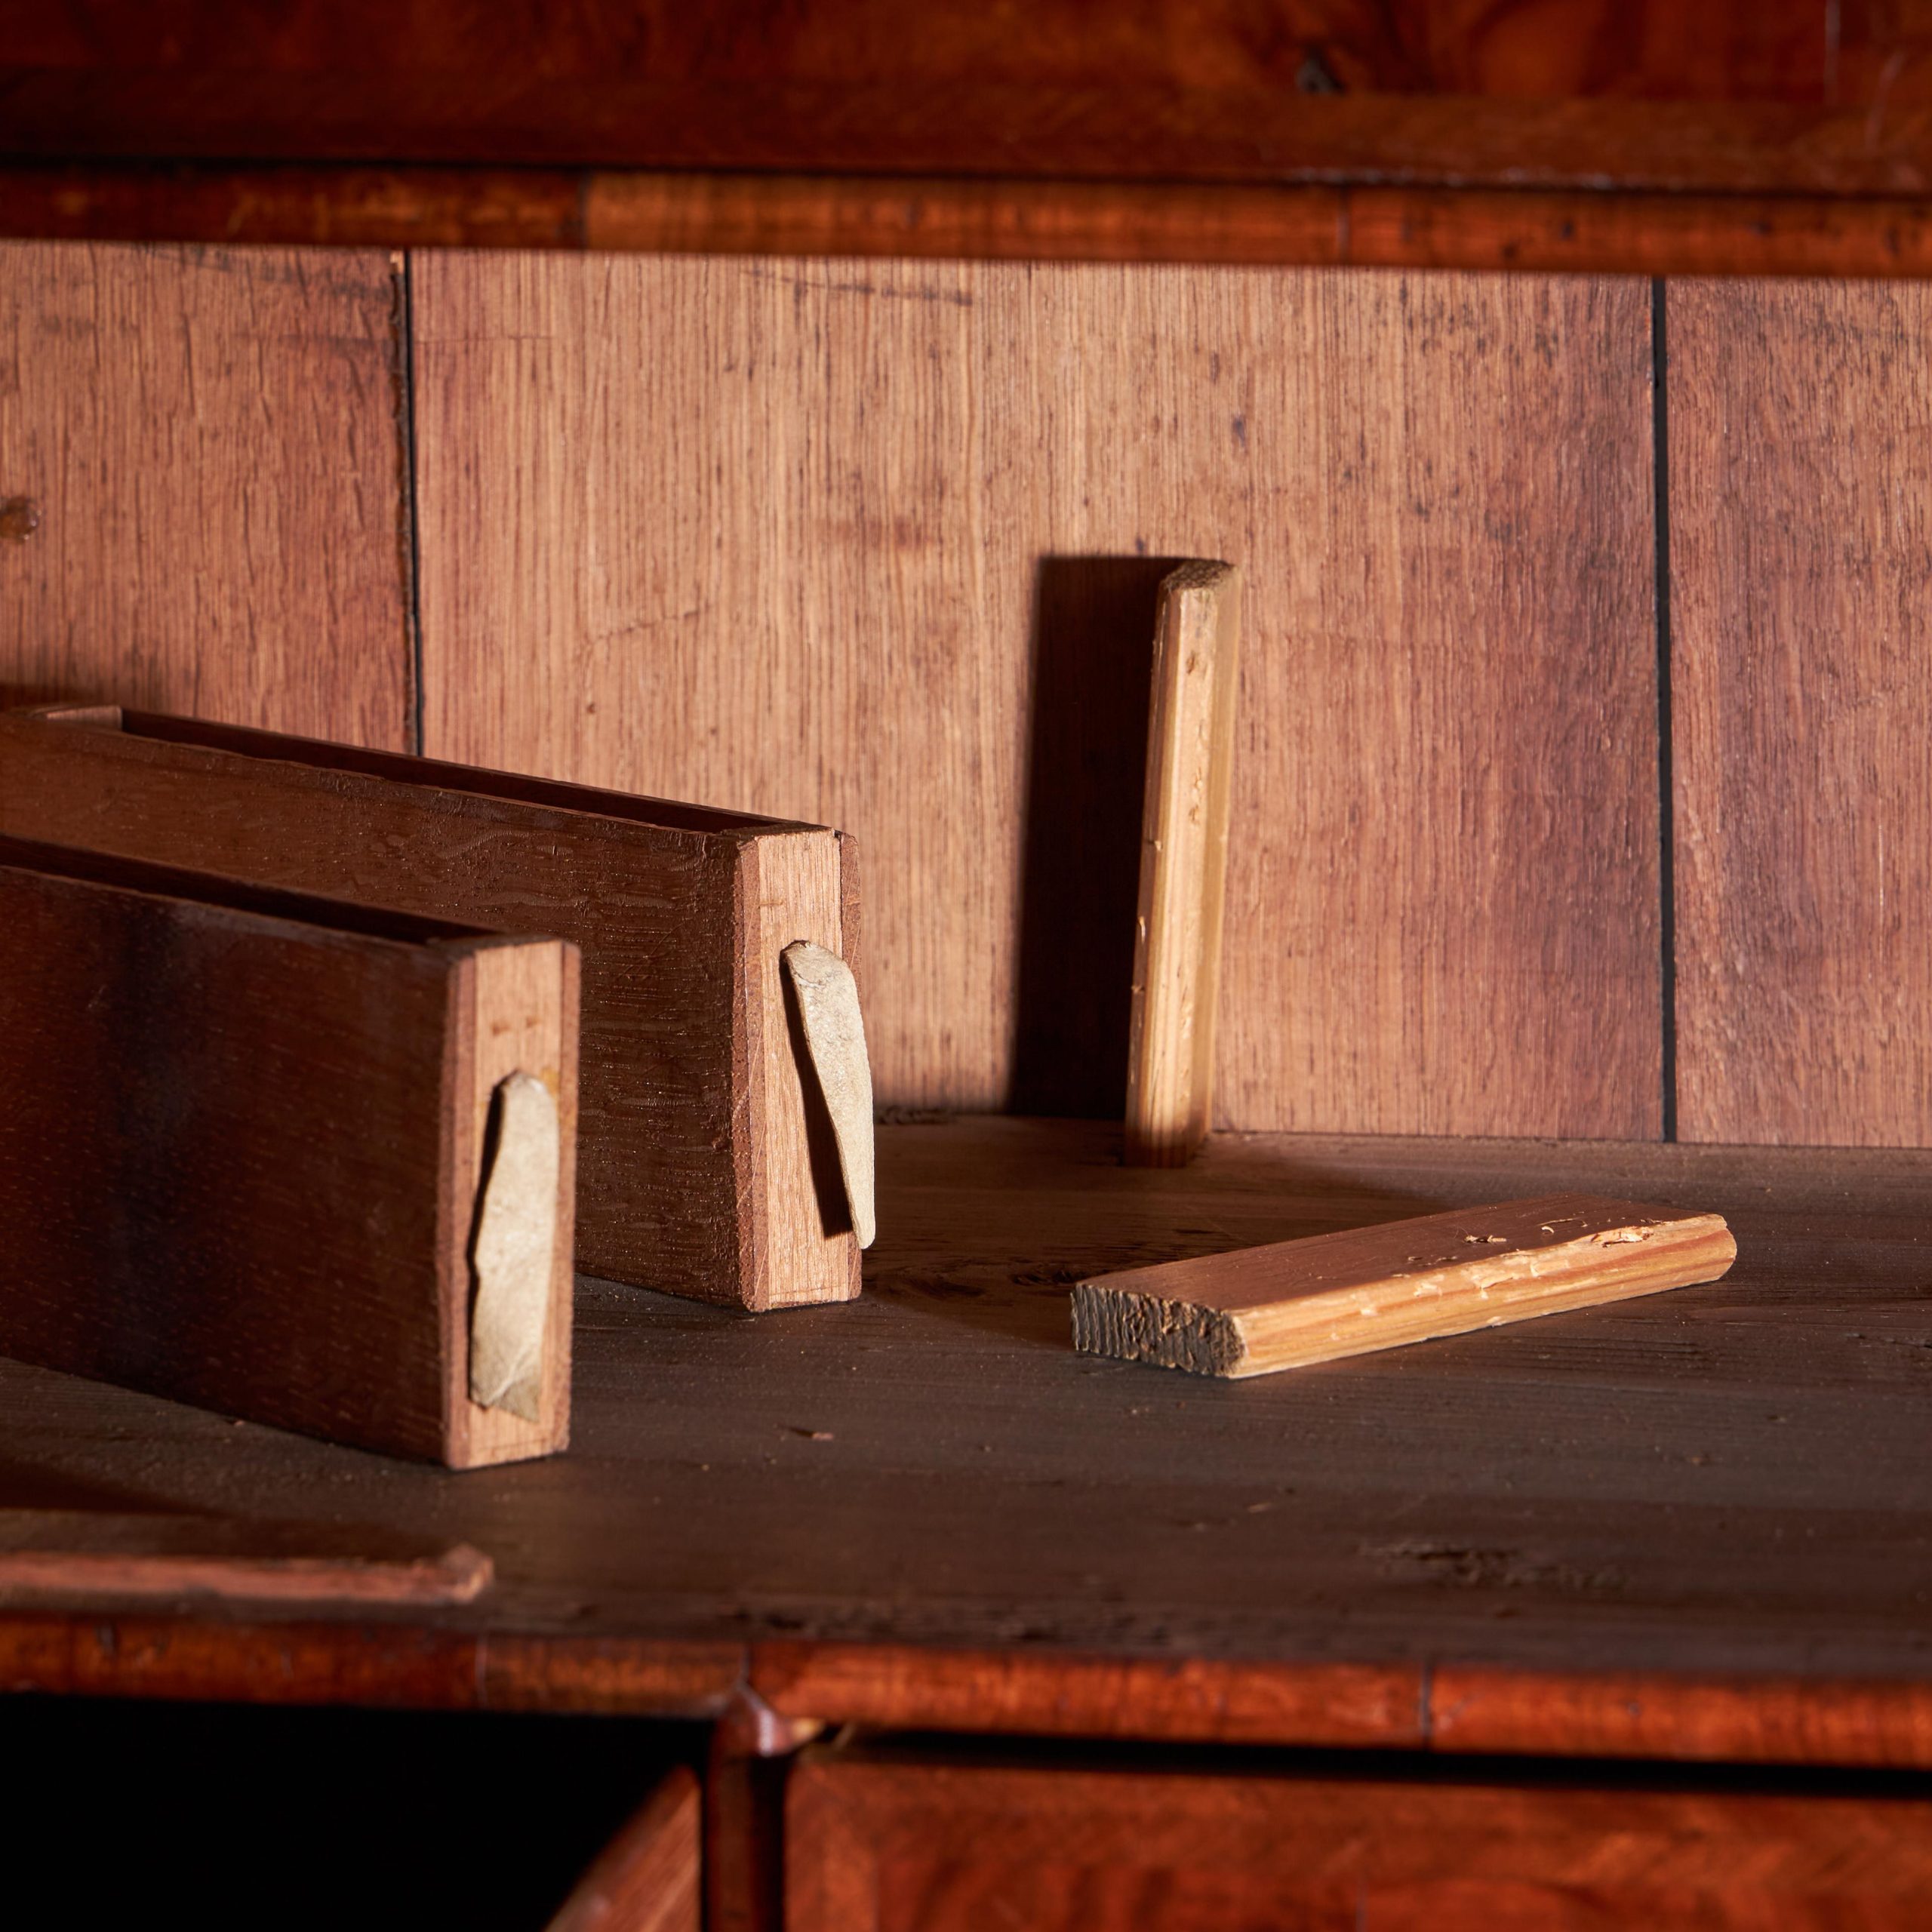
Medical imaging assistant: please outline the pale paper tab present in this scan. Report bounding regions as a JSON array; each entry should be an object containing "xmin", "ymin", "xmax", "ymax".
[
  {"xmin": 782, "ymin": 941, "xmax": 877, "ymax": 1249},
  {"xmin": 469, "ymin": 1071, "xmax": 561, "ymax": 1420}
]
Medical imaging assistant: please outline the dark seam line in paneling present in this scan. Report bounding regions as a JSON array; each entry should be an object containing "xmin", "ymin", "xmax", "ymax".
[
  {"xmin": 1651, "ymin": 277, "xmax": 1678, "ymax": 1142},
  {"xmin": 396, "ymin": 250, "xmax": 427, "ymax": 757}
]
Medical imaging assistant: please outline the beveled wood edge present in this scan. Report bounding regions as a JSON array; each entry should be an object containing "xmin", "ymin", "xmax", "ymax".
[
  {"xmin": 0, "ymin": 1617, "xmax": 743, "ymax": 1714},
  {"xmin": 2, "ymin": 1617, "xmax": 1928, "ymax": 1770},
  {"xmin": 752, "ymin": 1643, "xmax": 1932, "ymax": 1771},
  {"xmin": 7, "ymin": 165, "xmax": 1932, "ymax": 278},
  {"xmin": 1427, "ymin": 1664, "xmax": 1932, "ymax": 1771}
]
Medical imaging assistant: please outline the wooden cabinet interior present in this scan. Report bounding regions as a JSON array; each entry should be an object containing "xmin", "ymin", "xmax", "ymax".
[
  {"xmin": 0, "ymin": 834, "xmax": 575, "ymax": 1466},
  {"xmin": 2, "ymin": 195, "xmax": 1931, "ymax": 1921},
  {"xmin": 8, "ymin": 244, "xmax": 1930, "ymax": 1149}
]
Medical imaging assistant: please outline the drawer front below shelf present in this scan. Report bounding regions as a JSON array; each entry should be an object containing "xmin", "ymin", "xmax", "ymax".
[{"xmin": 786, "ymin": 1753, "xmax": 1932, "ymax": 1930}]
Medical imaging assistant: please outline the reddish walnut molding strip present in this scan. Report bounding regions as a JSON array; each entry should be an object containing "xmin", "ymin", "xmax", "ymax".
[
  {"xmin": 10, "ymin": 168, "xmax": 1932, "ymax": 277},
  {"xmin": 1073, "ymin": 1196, "xmax": 1737, "ymax": 1377},
  {"xmin": 0, "ymin": 1617, "xmax": 1927, "ymax": 1769},
  {"xmin": 1431, "ymin": 1668, "xmax": 1932, "ymax": 1771},
  {"xmin": 0, "ymin": 1619, "xmax": 743, "ymax": 1713},
  {"xmin": 752, "ymin": 1643, "xmax": 1423, "ymax": 1748},
  {"xmin": 755, "ymin": 1645, "xmax": 1932, "ymax": 1772}
]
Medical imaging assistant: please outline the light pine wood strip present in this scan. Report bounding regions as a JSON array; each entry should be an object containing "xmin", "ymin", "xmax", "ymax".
[
  {"xmin": 0, "ymin": 242, "xmax": 411, "ymax": 746},
  {"xmin": 1672, "ymin": 281, "xmax": 1932, "ymax": 1146},
  {"xmin": 413, "ymin": 258, "xmax": 1658, "ymax": 1134},
  {"xmin": 1072, "ymin": 1195, "xmax": 1737, "ymax": 1377},
  {"xmin": 1126, "ymin": 560, "xmax": 1241, "ymax": 1165}
]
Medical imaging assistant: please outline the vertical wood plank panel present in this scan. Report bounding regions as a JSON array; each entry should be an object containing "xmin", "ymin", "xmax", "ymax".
[
  {"xmin": 1672, "ymin": 280, "xmax": 1932, "ymax": 1146},
  {"xmin": 0, "ymin": 241, "xmax": 411, "ymax": 746},
  {"xmin": 415, "ymin": 257, "xmax": 1657, "ymax": 1134},
  {"xmin": 1223, "ymin": 273, "xmax": 1659, "ymax": 1137}
]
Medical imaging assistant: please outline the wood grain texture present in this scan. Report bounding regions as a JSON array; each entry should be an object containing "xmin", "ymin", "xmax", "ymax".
[
  {"xmin": 0, "ymin": 836, "xmax": 572, "ymax": 1466},
  {"xmin": 8, "ymin": 2, "xmax": 1932, "ymax": 199},
  {"xmin": 0, "ymin": 1121, "xmax": 1927, "ymax": 1764},
  {"xmin": 787, "ymin": 1748, "xmax": 1932, "ymax": 1932},
  {"xmin": 1672, "ymin": 279, "xmax": 1932, "ymax": 1146},
  {"xmin": 0, "ymin": 1512, "xmax": 491, "ymax": 1607},
  {"xmin": 1431, "ymin": 1667, "xmax": 1932, "ymax": 1770},
  {"xmin": 753, "ymin": 1644, "xmax": 1425, "ymax": 1749},
  {"xmin": 0, "ymin": 707, "xmax": 856, "ymax": 1309},
  {"xmin": 0, "ymin": 239, "xmax": 408, "ymax": 743},
  {"xmin": 1126, "ymin": 561, "xmax": 1240, "ymax": 1167},
  {"xmin": 1072, "ymin": 1196, "xmax": 1737, "ymax": 1377},
  {"xmin": 414, "ymin": 258, "xmax": 1658, "ymax": 1134},
  {"xmin": 23, "ymin": 169, "xmax": 1932, "ymax": 279},
  {"xmin": 546, "ymin": 1767, "xmax": 700, "ymax": 1932},
  {"xmin": 0, "ymin": 2, "xmax": 1856, "ymax": 112}
]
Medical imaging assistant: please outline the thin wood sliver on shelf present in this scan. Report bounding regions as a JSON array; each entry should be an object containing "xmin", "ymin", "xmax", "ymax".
[{"xmin": 1072, "ymin": 1195, "xmax": 1736, "ymax": 1377}]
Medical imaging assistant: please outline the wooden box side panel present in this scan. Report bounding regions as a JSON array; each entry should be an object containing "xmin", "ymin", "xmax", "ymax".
[
  {"xmin": 0, "ymin": 241, "xmax": 410, "ymax": 749},
  {"xmin": 413, "ymin": 254, "xmax": 1660, "ymax": 1139},
  {"xmin": 0, "ymin": 718, "xmax": 749, "ymax": 1302},
  {"xmin": 787, "ymin": 1755, "xmax": 1932, "ymax": 1932},
  {"xmin": 0, "ymin": 867, "xmax": 456, "ymax": 1459}
]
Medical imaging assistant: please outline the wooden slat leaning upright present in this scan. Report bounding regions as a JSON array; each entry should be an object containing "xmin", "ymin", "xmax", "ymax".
[
  {"xmin": 0, "ymin": 707, "xmax": 860, "ymax": 1312},
  {"xmin": 0, "ymin": 836, "xmax": 577, "ymax": 1466},
  {"xmin": 1125, "ymin": 561, "xmax": 1242, "ymax": 1166}
]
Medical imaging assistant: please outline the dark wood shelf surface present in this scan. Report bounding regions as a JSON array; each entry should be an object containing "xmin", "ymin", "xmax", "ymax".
[{"xmin": 2, "ymin": 1117, "xmax": 1928, "ymax": 1762}]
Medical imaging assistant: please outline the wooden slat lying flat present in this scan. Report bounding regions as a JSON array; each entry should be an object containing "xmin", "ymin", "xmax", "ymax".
[
  {"xmin": 0, "ymin": 1513, "xmax": 491, "ymax": 1607},
  {"xmin": 0, "ymin": 705, "xmax": 857, "ymax": 1311},
  {"xmin": 1124, "ymin": 561, "xmax": 1241, "ymax": 1168},
  {"xmin": 1072, "ymin": 1195, "xmax": 1736, "ymax": 1377},
  {"xmin": 0, "ymin": 835, "xmax": 575, "ymax": 1465}
]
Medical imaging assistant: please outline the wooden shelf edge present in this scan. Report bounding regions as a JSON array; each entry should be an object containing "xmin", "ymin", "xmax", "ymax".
[
  {"xmin": 2, "ymin": 1611, "xmax": 1928, "ymax": 1770},
  {"xmin": 751, "ymin": 1642, "xmax": 1932, "ymax": 1772},
  {"xmin": 0, "ymin": 1614, "xmax": 745, "ymax": 1716},
  {"xmin": 7, "ymin": 165, "xmax": 1932, "ymax": 277}
]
